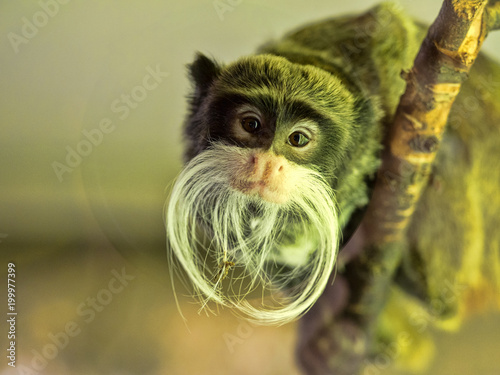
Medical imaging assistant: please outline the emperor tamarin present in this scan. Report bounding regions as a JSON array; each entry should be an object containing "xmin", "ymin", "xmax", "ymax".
[{"xmin": 165, "ymin": 2, "xmax": 500, "ymax": 333}]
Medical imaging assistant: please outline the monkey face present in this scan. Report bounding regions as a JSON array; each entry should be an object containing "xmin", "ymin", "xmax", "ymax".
[
  {"xmin": 183, "ymin": 54, "xmax": 368, "ymax": 182},
  {"xmin": 166, "ymin": 53, "xmax": 374, "ymax": 324}
]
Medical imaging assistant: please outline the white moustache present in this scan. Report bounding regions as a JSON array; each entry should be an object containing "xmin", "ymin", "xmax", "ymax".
[{"xmin": 165, "ymin": 143, "xmax": 340, "ymax": 325}]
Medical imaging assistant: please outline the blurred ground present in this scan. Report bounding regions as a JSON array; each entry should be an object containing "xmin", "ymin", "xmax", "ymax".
[
  {"xmin": 0, "ymin": 239, "xmax": 301, "ymax": 375},
  {"xmin": 1, "ymin": 238, "xmax": 499, "ymax": 375}
]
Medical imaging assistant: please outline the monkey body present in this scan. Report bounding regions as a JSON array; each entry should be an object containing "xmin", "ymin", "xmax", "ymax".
[
  {"xmin": 167, "ymin": 2, "xmax": 500, "ymax": 371},
  {"xmin": 257, "ymin": 4, "xmax": 500, "ymax": 370},
  {"xmin": 259, "ymin": 0, "xmax": 500, "ymax": 318}
]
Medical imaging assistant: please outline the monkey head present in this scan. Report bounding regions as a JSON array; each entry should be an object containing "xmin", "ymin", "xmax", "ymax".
[{"xmin": 166, "ymin": 53, "xmax": 380, "ymax": 324}]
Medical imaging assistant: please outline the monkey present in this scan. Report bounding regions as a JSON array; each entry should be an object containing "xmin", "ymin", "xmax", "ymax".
[{"xmin": 165, "ymin": 2, "xmax": 500, "ymax": 368}]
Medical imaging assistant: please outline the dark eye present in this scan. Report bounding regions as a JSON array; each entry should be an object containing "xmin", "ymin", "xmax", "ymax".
[
  {"xmin": 241, "ymin": 117, "xmax": 261, "ymax": 133},
  {"xmin": 288, "ymin": 131, "xmax": 310, "ymax": 147}
]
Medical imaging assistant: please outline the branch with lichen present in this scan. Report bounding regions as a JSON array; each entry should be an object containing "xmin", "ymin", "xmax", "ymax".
[
  {"xmin": 368, "ymin": 0, "xmax": 492, "ymax": 246},
  {"xmin": 298, "ymin": 0, "xmax": 498, "ymax": 374}
]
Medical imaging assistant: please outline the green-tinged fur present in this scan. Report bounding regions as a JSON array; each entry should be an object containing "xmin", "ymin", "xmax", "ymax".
[
  {"xmin": 181, "ymin": 2, "xmax": 500, "ymax": 371},
  {"xmin": 259, "ymin": 2, "xmax": 500, "ymax": 370}
]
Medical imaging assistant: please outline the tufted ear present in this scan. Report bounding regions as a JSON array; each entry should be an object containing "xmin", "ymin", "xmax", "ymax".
[
  {"xmin": 183, "ymin": 53, "xmax": 222, "ymax": 162},
  {"xmin": 188, "ymin": 53, "xmax": 222, "ymax": 99}
]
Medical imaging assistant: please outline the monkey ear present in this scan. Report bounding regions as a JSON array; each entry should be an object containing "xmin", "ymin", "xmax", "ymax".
[
  {"xmin": 187, "ymin": 53, "xmax": 222, "ymax": 97},
  {"xmin": 183, "ymin": 53, "xmax": 222, "ymax": 161}
]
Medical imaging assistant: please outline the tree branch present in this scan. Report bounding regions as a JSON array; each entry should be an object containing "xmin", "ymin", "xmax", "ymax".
[
  {"xmin": 298, "ymin": 1, "xmax": 498, "ymax": 374},
  {"xmin": 368, "ymin": 0, "xmax": 489, "ymax": 247}
]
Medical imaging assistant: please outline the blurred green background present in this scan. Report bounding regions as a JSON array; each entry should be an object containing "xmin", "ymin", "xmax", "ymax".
[{"xmin": 0, "ymin": 1, "xmax": 499, "ymax": 374}]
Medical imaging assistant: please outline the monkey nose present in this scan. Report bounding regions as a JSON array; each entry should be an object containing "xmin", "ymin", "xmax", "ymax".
[
  {"xmin": 230, "ymin": 151, "xmax": 291, "ymax": 204},
  {"xmin": 250, "ymin": 152, "xmax": 285, "ymax": 181}
]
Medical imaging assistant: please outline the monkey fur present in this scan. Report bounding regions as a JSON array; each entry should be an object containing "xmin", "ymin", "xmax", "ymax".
[{"xmin": 166, "ymin": 2, "xmax": 500, "ymax": 371}]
